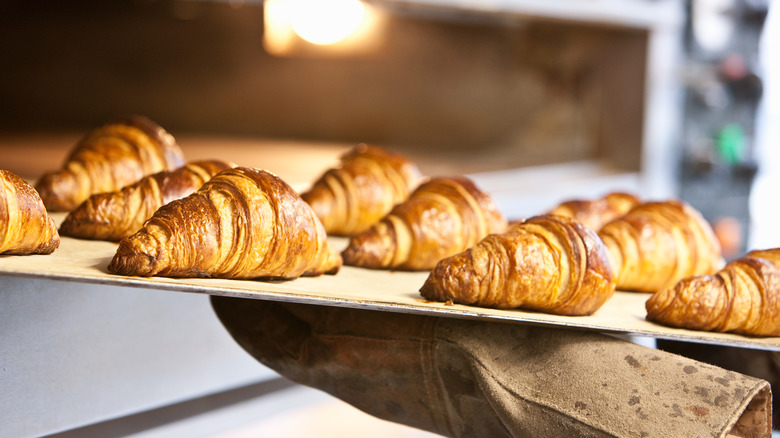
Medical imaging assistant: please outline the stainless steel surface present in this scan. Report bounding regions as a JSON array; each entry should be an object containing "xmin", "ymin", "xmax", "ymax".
[{"xmin": 0, "ymin": 276, "xmax": 276, "ymax": 438}]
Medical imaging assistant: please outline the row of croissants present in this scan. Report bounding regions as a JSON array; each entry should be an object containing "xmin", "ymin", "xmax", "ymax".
[{"xmin": 2, "ymin": 115, "xmax": 779, "ymax": 337}]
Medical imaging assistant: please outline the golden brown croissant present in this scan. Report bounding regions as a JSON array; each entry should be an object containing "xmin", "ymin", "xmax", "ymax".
[
  {"xmin": 420, "ymin": 214, "xmax": 616, "ymax": 316},
  {"xmin": 597, "ymin": 200, "xmax": 724, "ymax": 293},
  {"xmin": 35, "ymin": 115, "xmax": 186, "ymax": 212},
  {"xmin": 108, "ymin": 167, "xmax": 342, "ymax": 279},
  {"xmin": 60, "ymin": 160, "xmax": 235, "ymax": 241},
  {"xmin": 546, "ymin": 192, "xmax": 640, "ymax": 231},
  {"xmin": 301, "ymin": 144, "xmax": 424, "ymax": 236},
  {"xmin": 0, "ymin": 169, "xmax": 60, "ymax": 255},
  {"xmin": 646, "ymin": 248, "xmax": 780, "ymax": 336},
  {"xmin": 341, "ymin": 176, "xmax": 507, "ymax": 271}
]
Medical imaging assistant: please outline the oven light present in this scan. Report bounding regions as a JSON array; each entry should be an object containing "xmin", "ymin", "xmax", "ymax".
[
  {"xmin": 289, "ymin": 0, "xmax": 366, "ymax": 45},
  {"xmin": 264, "ymin": 0, "xmax": 383, "ymax": 57}
]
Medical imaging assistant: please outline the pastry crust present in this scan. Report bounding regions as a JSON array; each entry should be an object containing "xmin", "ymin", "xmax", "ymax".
[
  {"xmin": 0, "ymin": 169, "xmax": 60, "ymax": 255},
  {"xmin": 597, "ymin": 200, "xmax": 724, "ymax": 292},
  {"xmin": 341, "ymin": 176, "xmax": 507, "ymax": 271},
  {"xmin": 301, "ymin": 144, "xmax": 424, "ymax": 236},
  {"xmin": 60, "ymin": 160, "xmax": 235, "ymax": 241},
  {"xmin": 420, "ymin": 214, "xmax": 616, "ymax": 316},
  {"xmin": 35, "ymin": 115, "xmax": 186, "ymax": 212},
  {"xmin": 547, "ymin": 192, "xmax": 640, "ymax": 231},
  {"xmin": 646, "ymin": 248, "xmax": 780, "ymax": 336},
  {"xmin": 108, "ymin": 167, "xmax": 342, "ymax": 279}
]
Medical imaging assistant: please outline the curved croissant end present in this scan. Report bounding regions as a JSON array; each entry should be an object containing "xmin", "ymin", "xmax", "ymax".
[
  {"xmin": 0, "ymin": 169, "xmax": 60, "ymax": 255},
  {"xmin": 547, "ymin": 192, "xmax": 640, "ymax": 231},
  {"xmin": 108, "ymin": 167, "xmax": 342, "ymax": 279},
  {"xmin": 420, "ymin": 214, "xmax": 616, "ymax": 316},
  {"xmin": 341, "ymin": 176, "xmax": 507, "ymax": 271},
  {"xmin": 646, "ymin": 248, "xmax": 780, "ymax": 336},
  {"xmin": 301, "ymin": 144, "xmax": 424, "ymax": 236},
  {"xmin": 60, "ymin": 160, "xmax": 235, "ymax": 241},
  {"xmin": 597, "ymin": 200, "xmax": 724, "ymax": 293},
  {"xmin": 35, "ymin": 115, "xmax": 186, "ymax": 212}
]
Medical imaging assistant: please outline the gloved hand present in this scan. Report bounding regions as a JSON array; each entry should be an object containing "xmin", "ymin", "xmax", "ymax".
[
  {"xmin": 658, "ymin": 339, "xmax": 780, "ymax": 429},
  {"xmin": 211, "ymin": 296, "xmax": 771, "ymax": 438}
]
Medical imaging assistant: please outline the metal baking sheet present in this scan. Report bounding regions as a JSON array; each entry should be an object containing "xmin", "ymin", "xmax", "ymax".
[{"xmin": 2, "ymin": 214, "xmax": 779, "ymax": 352}]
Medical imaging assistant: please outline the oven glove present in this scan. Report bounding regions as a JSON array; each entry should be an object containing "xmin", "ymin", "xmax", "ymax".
[{"xmin": 211, "ymin": 297, "xmax": 772, "ymax": 438}]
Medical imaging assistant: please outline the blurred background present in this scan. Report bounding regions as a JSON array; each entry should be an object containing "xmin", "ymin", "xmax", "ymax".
[
  {"xmin": 0, "ymin": 0, "xmax": 777, "ymax": 436},
  {"xmin": 1, "ymin": 0, "xmax": 775, "ymax": 254}
]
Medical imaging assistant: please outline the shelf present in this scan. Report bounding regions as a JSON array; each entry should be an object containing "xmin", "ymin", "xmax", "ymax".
[{"xmin": 2, "ymin": 213, "xmax": 779, "ymax": 353}]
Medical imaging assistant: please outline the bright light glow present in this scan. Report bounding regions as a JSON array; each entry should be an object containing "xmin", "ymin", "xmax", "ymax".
[
  {"xmin": 264, "ymin": 0, "xmax": 297, "ymax": 53},
  {"xmin": 288, "ymin": 0, "xmax": 366, "ymax": 46},
  {"xmin": 264, "ymin": 0, "xmax": 383, "ymax": 57},
  {"xmin": 692, "ymin": 0, "xmax": 735, "ymax": 53}
]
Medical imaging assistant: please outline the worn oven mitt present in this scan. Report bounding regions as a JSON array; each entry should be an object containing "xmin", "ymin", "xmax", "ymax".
[
  {"xmin": 657, "ymin": 339, "xmax": 780, "ymax": 429},
  {"xmin": 211, "ymin": 297, "xmax": 772, "ymax": 438}
]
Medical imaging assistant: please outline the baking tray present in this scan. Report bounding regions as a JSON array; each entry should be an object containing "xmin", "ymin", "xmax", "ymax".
[{"xmin": 2, "ymin": 214, "xmax": 779, "ymax": 352}]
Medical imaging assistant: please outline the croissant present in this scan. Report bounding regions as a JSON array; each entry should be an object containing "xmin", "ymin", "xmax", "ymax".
[
  {"xmin": 108, "ymin": 167, "xmax": 342, "ymax": 279},
  {"xmin": 0, "ymin": 169, "xmax": 60, "ymax": 255},
  {"xmin": 60, "ymin": 160, "xmax": 235, "ymax": 241},
  {"xmin": 35, "ymin": 115, "xmax": 186, "ymax": 212},
  {"xmin": 420, "ymin": 214, "xmax": 616, "ymax": 316},
  {"xmin": 597, "ymin": 200, "xmax": 724, "ymax": 293},
  {"xmin": 546, "ymin": 192, "xmax": 640, "ymax": 231},
  {"xmin": 301, "ymin": 144, "xmax": 424, "ymax": 236},
  {"xmin": 341, "ymin": 176, "xmax": 507, "ymax": 271},
  {"xmin": 646, "ymin": 248, "xmax": 780, "ymax": 336}
]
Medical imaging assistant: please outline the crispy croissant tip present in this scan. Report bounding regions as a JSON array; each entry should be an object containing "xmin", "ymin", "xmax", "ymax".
[
  {"xmin": 339, "ymin": 247, "xmax": 373, "ymax": 269},
  {"xmin": 644, "ymin": 287, "xmax": 676, "ymax": 320},
  {"xmin": 35, "ymin": 171, "xmax": 77, "ymax": 212},
  {"xmin": 36, "ymin": 213, "xmax": 61, "ymax": 254},
  {"xmin": 341, "ymin": 229, "xmax": 395, "ymax": 269},
  {"xmin": 38, "ymin": 231, "xmax": 60, "ymax": 254},
  {"xmin": 7, "ymin": 233, "xmax": 60, "ymax": 256},
  {"xmin": 644, "ymin": 275, "xmax": 718, "ymax": 332},
  {"xmin": 419, "ymin": 283, "xmax": 435, "ymax": 300},
  {"xmin": 419, "ymin": 257, "xmax": 457, "ymax": 301},
  {"xmin": 108, "ymin": 239, "xmax": 158, "ymax": 276},
  {"xmin": 312, "ymin": 254, "xmax": 342, "ymax": 276},
  {"xmin": 107, "ymin": 253, "xmax": 153, "ymax": 276},
  {"xmin": 419, "ymin": 273, "xmax": 448, "ymax": 302},
  {"xmin": 59, "ymin": 210, "xmax": 111, "ymax": 240}
]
